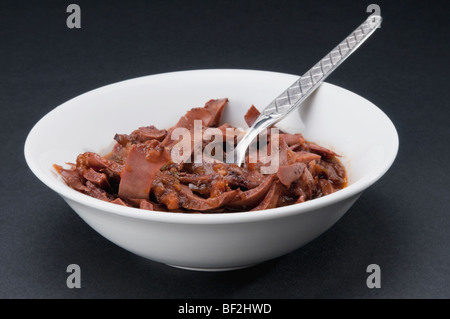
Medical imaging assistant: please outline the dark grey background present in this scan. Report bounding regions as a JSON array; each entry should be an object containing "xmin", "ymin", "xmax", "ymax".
[{"xmin": 1, "ymin": 0, "xmax": 448, "ymax": 299}]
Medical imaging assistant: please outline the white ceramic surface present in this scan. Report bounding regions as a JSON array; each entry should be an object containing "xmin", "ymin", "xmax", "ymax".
[{"xmin": 24, "ymin": 69, "xmax": 399, "ymax": 271}]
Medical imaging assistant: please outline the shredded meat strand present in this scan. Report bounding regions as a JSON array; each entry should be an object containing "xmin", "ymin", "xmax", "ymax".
[{"xmin": 55, "ymin": 99, "xmax": 347, "ymax": 213}]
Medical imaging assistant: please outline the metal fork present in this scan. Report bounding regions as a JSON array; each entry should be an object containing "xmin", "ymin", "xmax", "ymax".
[{"xmin": 234, "ymin": 15, "xmax": 382, "ymax": 166}]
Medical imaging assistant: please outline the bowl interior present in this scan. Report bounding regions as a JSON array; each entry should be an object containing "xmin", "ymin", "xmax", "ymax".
[{"xmin": 25, "ymin": 69, "xmax": 398, "ymax": 217}]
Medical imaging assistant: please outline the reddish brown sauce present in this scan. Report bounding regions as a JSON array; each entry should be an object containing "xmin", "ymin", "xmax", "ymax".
[{"xmin": 55, "ymin": 99, "xmax": 347, "ymax": 213}]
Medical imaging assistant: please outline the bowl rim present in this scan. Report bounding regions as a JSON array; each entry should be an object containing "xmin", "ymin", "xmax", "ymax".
[{"xmin": 24, "ymin": 69, "xmax": 399, "ymax": 225}]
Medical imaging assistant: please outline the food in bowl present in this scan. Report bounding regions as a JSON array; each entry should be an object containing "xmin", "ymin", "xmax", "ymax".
[
  {"xmin": 54, "ymin": 98, "xmax": 347, "ymax": 213},
  {"xmin": 24, "ymin": 70, "xmax": 398, "ymax": 270}
]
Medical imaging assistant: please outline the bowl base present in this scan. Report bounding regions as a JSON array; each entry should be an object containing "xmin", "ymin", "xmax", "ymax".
[{"xmin": 167, "ymin": 263, "xmax": 257, "ymax": 272}]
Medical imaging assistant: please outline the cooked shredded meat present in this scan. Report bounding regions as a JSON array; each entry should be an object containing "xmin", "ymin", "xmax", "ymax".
[
  {"xmin": 244, "ymin": 105, "xmax": 261, "ymax": 127},
  {"xmin": 55, "ymin": 99, "xmax": 347, "ymax": 213}
]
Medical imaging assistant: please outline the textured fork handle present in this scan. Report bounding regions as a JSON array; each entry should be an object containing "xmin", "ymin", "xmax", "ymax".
[
  {"xmin": 261, "ymin": 15, "xmax": 382, "ymax": 119},
  {"xmin": 235, "ymin": 15, "xmax": 382, "ymax": 165}
]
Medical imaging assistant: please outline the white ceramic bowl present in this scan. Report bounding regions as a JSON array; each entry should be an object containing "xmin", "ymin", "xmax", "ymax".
[{"xmin": 24, "ymin": 70, "xmax": 398, "ymax": 271}]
